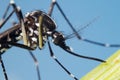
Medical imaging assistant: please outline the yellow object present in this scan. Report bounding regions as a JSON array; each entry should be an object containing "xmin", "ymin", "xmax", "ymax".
[
  {"xmin": 21, "ymin": 20, "xmax": 28, "ymax": 46},
  {"xmin": 81, "ymin": 50, "xmax": 120, "ymax": 80},
  {"xmin": 38, "ymin": 16, "xmax": 43, "ymax": 49}
]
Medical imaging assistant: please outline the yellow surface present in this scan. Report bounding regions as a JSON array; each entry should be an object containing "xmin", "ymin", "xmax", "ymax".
[{"xmin": 81, "ymin": 50, "xmax": 120, "ymax": 80}]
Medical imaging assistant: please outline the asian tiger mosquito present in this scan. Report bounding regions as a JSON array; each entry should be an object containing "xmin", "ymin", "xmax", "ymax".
[{"xmin": 0, "ymin": 0, "xmax": 120, "ymax": 80}]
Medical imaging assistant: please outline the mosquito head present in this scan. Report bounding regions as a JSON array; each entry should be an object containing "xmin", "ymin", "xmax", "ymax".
[{"xmin": 51, "ymin": 31, "xmax": 71, "ymax": 51}]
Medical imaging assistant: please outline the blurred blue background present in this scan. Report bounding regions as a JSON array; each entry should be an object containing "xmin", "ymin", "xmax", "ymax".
[{"xmin": 0, "ymin": 0, "xmax": 120, "ymax": 80}]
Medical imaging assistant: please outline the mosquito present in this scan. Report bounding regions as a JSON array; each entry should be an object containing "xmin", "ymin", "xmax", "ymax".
[{"xmin": 0, "ymin": 0, "xmax": 120, "ymax": 80}]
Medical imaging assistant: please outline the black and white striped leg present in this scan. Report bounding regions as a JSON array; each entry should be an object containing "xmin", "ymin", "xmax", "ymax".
[
  {"xmin": 0, "ymin": 41, "xmax": 41, "ymax": 80},
  {"xmin": 47, "ymin": 41, "xmax": 79, "ymax": 80},
  {"xmin": 0, "ymin": 0, "xmax": 23, "ymax": 28},
  {"xmin": 0, "ymin": 0, "xmax": 28, "ymax": 45},
  {"xmin": 48, "ymin": 0, "xmax": 56, "ymax": 16},
  {"xmin": 0, "ymin": 41, "xmax": 33, "ymax": 50},
  {"xmin": 0, "ymin": 56, "xmax": 8, "ymax": 80},
  {"xmin": 10, "ymin": 0, "xmax": 28, "ymax": 45},
  {"xmin": 0, "ymin": 1, "xmax": 15, "ymax": 29},
  {"xmin": 48, "ymin": 0, "xmax": 76, "ymax": 35},
  {"xmin": 2, "ymin": 3, "xmax": 11, "ymax": 19},
  {"xmin": 1, "ymin": 0, "xmax": 25, "ymax": 23},
  {"xmin": 54, "ymin": 1, "xmax": 81, "ymax": 39},
  {"xmin": 62, "ymin": 47, "xmax": 105, "ymax": 62},
  {"xmin": 54, "ymin": 1, "xmax": 120, "ymax": 48},
  {"xmin": 66, "ymin": 34, "xmax": 120, "ymax": 48},
  {"xmin": 82, "ymin": 38, "xmax": 120, "ymax": 47},
  {"xmin": 0, "ymin": 9, "xmax": 15, "ymax": 29},
  {"xmin": 28, "ymin": 51, "xmax": 41, "ymax": 80}
]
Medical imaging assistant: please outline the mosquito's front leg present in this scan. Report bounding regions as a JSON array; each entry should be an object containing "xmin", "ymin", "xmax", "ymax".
[
  {"xmin": 48, "ymin": 0, "xmax": 56, "ymax": 16},
  {"xmin": 0, "ymin": 1, "xmax": 15, "ymax": 29},
  {"xmin": 10, "ymin": 0, "xmax": 28, "ymax": 46}
]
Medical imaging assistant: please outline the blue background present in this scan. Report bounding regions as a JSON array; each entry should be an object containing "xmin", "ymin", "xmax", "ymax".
[{"xmin": 0, "ymin": 0, "xmax": 120, "ymax": 80}]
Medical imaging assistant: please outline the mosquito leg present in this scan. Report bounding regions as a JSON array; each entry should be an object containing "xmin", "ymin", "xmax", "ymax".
[
  {"xmin": 48, "ymin": 0, "xmax": 56, "ymax": 16},
  {"xmin": 47, "ymin": 40, "xmax": 79, "ymax": 80},
  {"xmin": 1, "ymin": 0, "xmax": 28, "ymax": 45},
  {"xmin": 0, "ymin": 41, "xmax": 33, "ymax": 50},
  {"xmin": 10, "ymin": 0, "xmax": 28, "ymax": 46},
  {"xmin": 0, "ymin": 56, "xmax": 8, "ymax": 80},
  {"xmin": 54, "ymin": 2, "xmax": 81, "ymax": 39},
  {"xmin": 0, "ymin": 10, "xmax": 15, "ymax": 29},
  {"xmin": 0, "ymin": 2, "xmax": 11, "ymax": 24},
  {"xmin": 0, "ymin": 45, "xmax": 41, "ymax": 80},
  {"xmin": 0, "ymin": 1, "xmax": 16, "ymax": 29},
  {"xmin": 28, "ymin": 51, "xmax": 41, "ymax": 80},
  {"xmin": 55, "ymin": 2, "xmax": 120, "ymax": 48},
  {"xmin": 82, "ymin": 38, "xmax": 120, "ymax": 47},
  {"xmin": 61, "ymin": 47, "xmax": 106, "ymax": 62},
  {"xmin": 2, "ymin": 4, "xmax": 11, "ymax": 19},
  {"xmin": 10, "ymin": 0, "xmax": 23, "ymax": 21}
]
